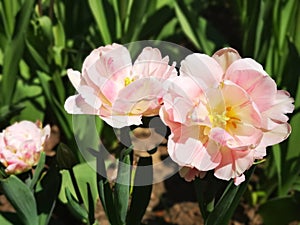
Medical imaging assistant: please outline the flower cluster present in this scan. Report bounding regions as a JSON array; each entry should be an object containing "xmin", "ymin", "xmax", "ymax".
[
  {"xmin": 0, "ymin": 121, "xmax": 50, "ymax": 174},
  {"xmin": 65, "ymin": 44, "xmax": 294, "ymax": 185}
]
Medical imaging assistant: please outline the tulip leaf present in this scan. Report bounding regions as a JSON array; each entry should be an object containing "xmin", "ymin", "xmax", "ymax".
[
  {"xmin": 25, "ymin": 38, "xmax": 50, "ymax": 73},
  {"xmin": 174, "ymin": 1, "xmax": 200, "ymax": 50},
  {"xmin": 88, "ymin": 0, "xmax": 112, "ymax": 44},
  {"xmin": 0, "ymin": 175, "xmax": 38, "ymax": 225},
  {"xmin": 0, "ymin": 104, "xmax": 25, "ymax": 127},
  {"xmin": 87, "ymin": 183, "xmax": 95, "ymax": 225},
  {"xmin": 259, "ymin": 196, "xmax": 300, "ymax": 225},
  {"xmin": 65, "ymin": 187, "xmax": 88, "ymax": 223},
  {"xmin": 194, "ymin": 171, "xmax": 227, "ymax": 220},
  {"xmin": 35, "ymin": 165, "xmax": 62, "ymax": 225},
  {"xmin": 139, "ymin": 6, "xmax": 174, "ymax": 39},
  {"xmin": 114, "ymin": 148, "xmax": 132, "ymax": 225},
  {"xmin": 72, "ymin": 162, "xmax": 98, "ymax": 210},
  {"xmin": 1, "ymin": 0, "xmax": 35, "ymax": 105},
  {"xmin": 124, "ymin": 0, "xmax": 151, "ymax": 42},
  {"xmin": 96, "ymin": 146, "xmax": 119, "ymax": 225},
  {"xmin": 126, "ymin": 156, "xmax": 153, "ymax": 225},
  {"xmin": 29, "ymin": 152, "xmax": 46, "ymax": 190},
  {"xmin": 0, "ymin": 212, "xmax": 21, "ymax": 225},
  {"xmin": 204, "ymin": 166, "xmax": 255, "ymax": 225},
  {"xmin": 56, "ymin": 143, "xmax": 78, "ymax": 170}
]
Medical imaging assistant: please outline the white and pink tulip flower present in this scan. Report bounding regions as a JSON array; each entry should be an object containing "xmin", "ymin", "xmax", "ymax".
[
  {"xmin": 160, "ymin": 48, "xmax": 294, "ymax": 185},
  {"xmin": 0, "ymin": 121, "xmax": 50, "ymax": 175},
  {"xmin": 64, "ymin": 43, "xmax": 177, "ymax": 128}
]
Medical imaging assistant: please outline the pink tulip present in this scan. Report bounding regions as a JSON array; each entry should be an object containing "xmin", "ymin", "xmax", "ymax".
[
  {"xmin": 0, "ymin": 121, "xmax": 50, "ymax": 175},
  {"xmin": 160, "ymin": 48, "xmax": 294, "ymax": 185},
  {"xmin": 64, "ymin": 43, "xmax": 176, "ymax": 128}
]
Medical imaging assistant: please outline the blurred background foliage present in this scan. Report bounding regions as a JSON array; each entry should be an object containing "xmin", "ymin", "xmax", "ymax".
[{"xmin": 0, "ymin": 0, "xmax": 300, "ymax": 224}]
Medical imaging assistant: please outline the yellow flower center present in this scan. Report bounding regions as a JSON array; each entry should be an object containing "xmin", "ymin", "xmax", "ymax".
[
  {"xmin": 124, "ymin": 77, "xmax": 134, "ymax": 86},
  {"xmin": 209, "ymin": 106, "xmax": 241, "ymax": 132},
  {"xmin": 209, "ymin": 111, "xmax": 230, "ymax": 128}
]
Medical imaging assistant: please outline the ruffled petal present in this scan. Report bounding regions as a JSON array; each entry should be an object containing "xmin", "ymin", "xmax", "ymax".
[
  {"xmin": 67, "ymin": 69, "xmax": 82, "ymax": 91},
  {"xmin": 101, "ymin": 115, "xmax": 142, "ymax": 128},
  {"xmin": 167, "ymin": 126, "xmax": 221, "ymax": 171},
  {"xmin": 259, "ymin": 123, "xmax": 291, "ymax": 147},
  {"xmin": 113, "ymin": 77, "xmax": 164, "ymax": 116},
  {"xmin": 179, "ymin": 167, "xmax": 206, "ymax": 182},
  {"xmin": 212, "ymin": 47, "xmax": 241, "ymax": 72},
  {"xmin": 180, "ymin": 53, "xmax": 223, "ymax": 90},
  {"xmin": 214, "ymin": 147, "xmax": 254, "ymax": 181},
  {"xmin": 64, "ymin": 95, "xmax": 99, "ymax": 115},
  {"xmin": 133, "ymin": 47, "xmax": 177, "ymax": 79},
  {"xmin": 261, "ymin": 90, "xmax": 294, "ymax": 129}
]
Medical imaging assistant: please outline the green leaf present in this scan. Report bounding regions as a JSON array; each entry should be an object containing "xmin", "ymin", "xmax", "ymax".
[
  {"xmin": 124, "ymin": 0, "xmax": 151, "ymax": 42},
  {"xmin": 126, "ymin": 156, "xmax": 153, "ymax": 225},
  {"xmin": 56, "ymin": 143, "xmax": 78, "ymax": 169},
  {"xmin": 36, "ymin": 16, "xmax": 53, "ymax": 42},
  {"xmin": 0, "ymin": 0, "xmax": 22, "ymax": 38},
  {"xmin": 37, "ymin": 71, "xmax": 73, "ymax": 143},
  {"xmin": 0, "ymin": 104, "xmax": 25, "ymax": 127},
  {"xmin": 114, "ymin": 148, "xmax": 131, "ymax": 225},
  {"xmin": 87, "ymin": 183, "xmax": 95, "ymax": 225},
  {"xmin": 88, "ymin": 0, "xmax": 112, "ymax": 44},
  {"xmin": 0, "ymin": 212, "xmax": 21, "ymax": 225},
  {"xmin": 0, "ymin": 175, "xmax": 38, "ymax": 225},
  {"xmin": 205, "ymin": 166, "xmax": 255, "ymax": 225},
  {"xmin": 174, "ymin": 1, "xmax": 200, "ymax": 49},
  {"xmin": 1, "ymin": 0, "xmax": 35, "ymax": 105},
  {"xmin": 194, "ymin": 171, "xmax": 227, "ymax": 220},
  {"xmin": 73, "ymin": 162, "xmax": 98, "ymax": 209},
  {"xmin": 29, "ymin": 152, "xmax": 46, "ymax": 190},
  {"xmin": 139, "ymin": 6, "xmax": 174, "ymax": 39},
  {"xmin": 272, "ymin": 144, "xmax": 282, "ymax": 195},
  {"xmin": 35, "ymin": 165, "xmax": 62, "ymax": 225},
  {"xmin": 25, "ymin": 38, "xmax": 50, "ymax": 73},
  {"xmin": 65, "ymin": 187, "xmax": 88, "ymax": 223},
  {"xmin": 280, "ymin": 112, "xmax": 300, "ymax": 195},
  {"xmin": 259, "ymin": 196, "xmax": 300, "ymax": 225},
  {"xmin": 96, "ymin": 146, "xmax": 119, "ymax": 225}
]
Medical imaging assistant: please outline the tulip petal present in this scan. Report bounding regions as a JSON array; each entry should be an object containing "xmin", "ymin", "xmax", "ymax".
[
  {"xmin": 212, "ymin": 47, "xmax": 241, "ymax": 72},
  {"xmin": 101, "ymin": 115, "xmax": 142, "ymax": 128},
  {"xmin": 180, "ymin": 53, "xmax": 223, "ymax": 90},
  {"xmin": 167, "ymin": 126, "xmax": 221, "ymax": 171},
  {"xmin": 259, "ymin": 123, "xmax": 291, "ymax": 147},
  {"xmin": 133, "ymin": 47, "xmax": 177, "ymax": 79},
  {"xmin": 214, "ymin": 147, "xmax": 254, "ymax": 181},
  {"xmin": 64, "ymin": 95, "xmax": 98, "ymax": 115},
  {"xmin": 113, "ymin": 77, "xmax": 163, "ymax": 116},
  {"xmin": 225, "ymin": 59, "xmax": 276, "ymax": 112},
  {"xmin": 262, "ymin": 90, "xmax": 294, "ymax": 129},
  {"xmin": 67, "ymin": 69, "xmax": 82, "ymax": 91}
]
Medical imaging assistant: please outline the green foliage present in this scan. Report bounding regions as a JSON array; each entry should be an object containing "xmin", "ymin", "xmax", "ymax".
[
  {"xmin": 0, "ymin": 0, "xmax": 300, "ymax": 224},
  {"xmin": 126, "ymin": 156, "xmax": 153, "ymax": 225},
  {"xmin": 0, "ymin": 175, "xmax": 38, "ymax": 225}
]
